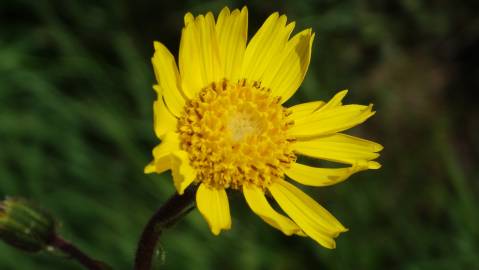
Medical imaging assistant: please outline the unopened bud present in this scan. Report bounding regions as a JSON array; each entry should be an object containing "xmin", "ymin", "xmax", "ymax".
[{"xmin": 0, "ymin": 197, "xmax": 56, "ymax": 252}]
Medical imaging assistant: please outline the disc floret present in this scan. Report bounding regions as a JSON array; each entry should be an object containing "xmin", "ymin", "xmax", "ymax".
[{"xmin": 178, "ymin": 79, "xmax": 296, "ymax": 190}]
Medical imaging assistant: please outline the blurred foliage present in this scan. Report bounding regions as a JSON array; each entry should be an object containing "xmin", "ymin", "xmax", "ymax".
[{"xmin": 1, "ymin": 0, "xmax": 479, "ymax": 269}]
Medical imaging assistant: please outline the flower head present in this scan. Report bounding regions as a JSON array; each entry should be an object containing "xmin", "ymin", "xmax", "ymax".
[
  {"xmin": 145, "ymin": 7, "xmax": 382, "ymax": 248},
  {"xmin": 0, "ymin": 197, "xmax": 56, "ymax": 252}
]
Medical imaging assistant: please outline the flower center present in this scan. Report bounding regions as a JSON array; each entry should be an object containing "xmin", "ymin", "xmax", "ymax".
[
  {"xmin": 228, "ymin": 109, "xmax": 264, "ymax": 142},
  {"xmin": 178, "ymin": 79, "xmax": 296, "ymax": 190}
]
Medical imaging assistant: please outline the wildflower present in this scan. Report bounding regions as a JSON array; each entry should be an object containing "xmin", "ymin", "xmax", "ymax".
[{"xmin": 145, "ymin": 6, "xmax": 382, "ymax": 248}]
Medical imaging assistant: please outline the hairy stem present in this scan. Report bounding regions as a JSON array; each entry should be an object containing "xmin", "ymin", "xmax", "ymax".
[
  {"xmin": 134, "ymin": 188, "xmax": 196, "ymax": 270},
  {"xmin": 51, "ymin": 236, "xmax": 112, "ymax": 270}
]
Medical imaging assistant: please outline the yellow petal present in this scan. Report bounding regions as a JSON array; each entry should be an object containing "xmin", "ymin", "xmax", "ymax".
[
  {"xmin": 152, "ymin": 132, "xmax": 180, "ymax": 158},
  {"xmin": 216, "ymin": 7, "xmax": 248, "ymax": 82},
  {"xmin": 293, "ymin": 133, "xmax": 382, "ymax": 167},
  {"xmin": 288, "ymin": 90, "xmax": 348, "ymax": 123},
  {"xmin": 241, "ymin": 13, "xmax": 295, "ymax": 83},
  {"xmin": 170, "ymin": 150, "xmax": 197, "ymax": 195},
  {"xmin": 152, "ymin": 42, "xmax": 185, "ymax": 117},
  {"xmin": 285, "ymin": 162, "xmax": 370, "ymax": 187},
  {"xmin": 184, "ymin": 12, "xmax": 194, "ymax": 25},
  {"xmin": 316, "ymin": 90, "xmax": 348, "ymax": 112},
  {"xmin": 288, "ymin": 90, "xmax": 375, "ymax": 140},
  {"xmin": 196, "ymin": 184, "xmax": 231, "ymax": 235},
  {"xmin": 179, "ymin": 12, "xmax": 223, "ymax": 98},
  {"xmin": 288, "ymin": 100, "xmax": 325, "ymax": 120},
  {"xmin": 269, "ymin": 180, "xmax": 347, "ymax": 248},
  {"xmin": 289, "ymin": 103, "xmax": 375, "ymax": 138},
  {"xmin": 144, "ymin": 132, "xmax": 180, "ymax": 174},
  {"xmin": 263, "ymin": 29, "xmax": 315, "ymax": 103},
  {"xmin": 153, "ymin": 97, "xmax": 177, "ymax": 139},
  {"xmin": 243, "ymin": 184, "xmax": 302, "ymax": 236}
]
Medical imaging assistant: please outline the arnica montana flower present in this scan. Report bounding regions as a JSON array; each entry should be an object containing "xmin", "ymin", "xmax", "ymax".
[{"xmin": 145, "ymin": 6, "xmax": 382, "ymax": 248}]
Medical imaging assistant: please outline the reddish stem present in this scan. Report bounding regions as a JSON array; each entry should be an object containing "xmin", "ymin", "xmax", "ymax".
[
  {"xmin": 134, "ymin": 188, "xmax": 195, "ymax": 270},
  {"xmin": 51, "ymin": 236, "xmax": 112, "ymax": 270}
]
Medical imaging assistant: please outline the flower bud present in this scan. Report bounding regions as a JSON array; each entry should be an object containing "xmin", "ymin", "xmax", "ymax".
[{"xmin": 0, "ymin": 197, "xmax": 56, "ymax": 252}]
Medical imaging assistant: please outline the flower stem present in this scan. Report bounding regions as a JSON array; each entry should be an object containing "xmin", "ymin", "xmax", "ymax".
[
  {"xmin": 134, "ymin": 188, "xmax": 196, "ymax": 270},
  {"xmin": 51, "ymin": 236, "xmax": 112, "ymax": 270}
]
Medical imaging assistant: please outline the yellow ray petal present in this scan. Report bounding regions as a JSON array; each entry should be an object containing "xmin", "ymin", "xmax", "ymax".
[
  {"xmin": 196, "ymin": 184, "xmax": 231, "ymax": 235},
  {"xmin": 285, "ymin": 162, "xmax": 371, "ymax": 187},
  {"xmin": 144, "ymin": 159, "xmax": 160, "ymax": 174},
  {"xmin": 289, "ymin": 103, "xmax": 375, "ymax": 138},
  {"xmin": 153, "ymin": 97, "xmax": 177, "ymax": 139},
  {"xmin": 293, "ymin": 133, "xmax": 382, "ymax": 166},
  {"xmin": 170, "ymin": 150, "xmax": 197, "ymax": 195},
  {"xmin": 152, "ymin": 42, "xmax": 185, "ymax": 117},
  {"xmin": 269, "ymin": 180, "xmax": 348, "ymax": 248},
  {"xmin": 184, "ymin": 12, "xmax": 194, "ymax": 25},
  {"xmin": 289, "ymin": 90, "xmax": 375, "ymax": 138},
  {"xmin": 241, "ymin": 13, "xmax": 295, "ymax": 83},
  {"xmin": 179, "ymin": 12, "xmax": 223, "ymax": 98},
  {"xmin": 288, "ymin": 100, "xmax": 325, "ymax": 120},
  {"xmin": 288, "ymin": 90, "xmax": 348, "ymax": 124},
  {"xmin": 263, "ymin": 29, "xmax": 315, "ymax": 103},
  {"xmin": 144, "ymin": 132, "xmax": 180, "ymax": 174},
  {"xmin": 316, "ymin": 90, "xmax": 348, "ymax": 112},
  {"xmin": 216, "ymin": 7, "xmax": 248, "ymax": 82},
  {"xmin": 243, "ymin": 184, "xmax": 302, "ymax": 236}
]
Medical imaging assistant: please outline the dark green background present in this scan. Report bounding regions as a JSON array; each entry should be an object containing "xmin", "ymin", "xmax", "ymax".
[{"xmin": 1, "ymin": 0, "xmax": 478, "ymax": 269}]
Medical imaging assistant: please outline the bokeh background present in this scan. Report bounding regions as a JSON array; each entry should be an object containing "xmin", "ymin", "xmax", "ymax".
[{"xmin": 1, "ymin": 0, "xmax": 478, "ymax": 269}]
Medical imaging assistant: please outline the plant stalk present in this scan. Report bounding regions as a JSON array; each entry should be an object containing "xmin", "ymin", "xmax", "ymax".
[
  {"xmin": 51, "ymin": 236, "xmax": 112, "ymax": 270},
  {"xmin": 134, "ymin": 188, "xmax": 196, "ymax": 270}
]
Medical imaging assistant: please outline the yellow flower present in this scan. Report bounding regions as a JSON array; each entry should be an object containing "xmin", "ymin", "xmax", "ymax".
[{"xmin": 145, "ymin": 6, "xmax": 382, "ymax": 249}]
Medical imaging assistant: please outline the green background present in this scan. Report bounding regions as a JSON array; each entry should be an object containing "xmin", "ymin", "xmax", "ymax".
[{"xmin": 1, "ymin": 0, "xmax": 478, "ymax": 269}]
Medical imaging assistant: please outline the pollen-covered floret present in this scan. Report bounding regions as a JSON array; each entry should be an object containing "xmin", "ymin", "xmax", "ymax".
[{"xmin": 178, "ymin": 79, "xmax": 296, "ymax": 190}]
